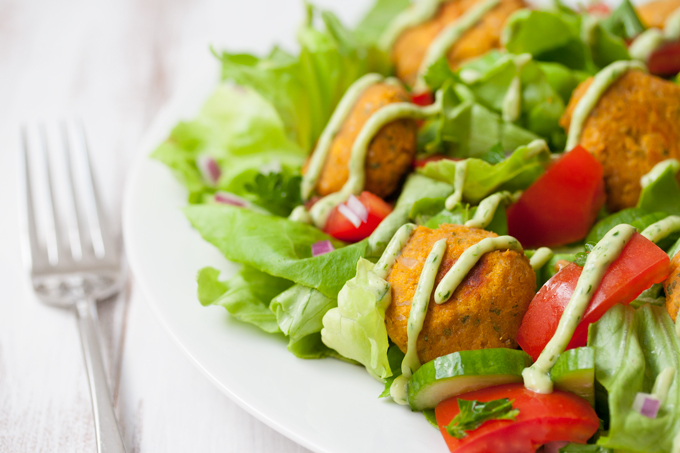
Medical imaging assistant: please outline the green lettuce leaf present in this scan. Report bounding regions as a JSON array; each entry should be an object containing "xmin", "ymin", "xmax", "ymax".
[
  {"xmin": 588, "ymin": 304, "xmax": 680, "ymax": 452},
  {"xmin": 601, "ymin": 0, "xmax": 646, "ymax": 40},
  {"xmin": 196, "ymin": 266, "xmax": 290, "ymax": 333},
  {"xmin": 380, "ymin": 344, "xmax": 406, "ymax": 397},
  {"xmin": 184, "ymin": 205, "xmax": 366, "ymax": 298},
  {"xmin": 418, "ymin": 140, "xmax": 550, "ymax": 203},
  {"xmin": 271, "ymin": 284, "xmax": 337, "ymax": 354},
  {"xmin": 585, "ymin": 208, "xmax": 670, "ymax": 244},
  {"xmin": 637, "ymin": 164, "xmax": 680, "ymax": 217},
  {"xmin": 354, "ymin": 0, "xmax": 411, "ymax": 46},
  {"xmin": 537, "ymin": 61, "xmax": 590, "ymax": 104},
  {"xmin": 321, "ymin": 258, "xmax": 393, "ymax": 380}
]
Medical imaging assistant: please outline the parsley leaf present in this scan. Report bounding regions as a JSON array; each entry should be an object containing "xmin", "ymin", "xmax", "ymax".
[
  {"xmin": 446, "ymin": 398, "xmax": 519, "ymax": 439},
  {"xmin": 244, "ymin": 172, "xmax": 303, "ymax": 217},
  {"xmin": 573, "ymin": 242, "xmax": 597, "ymax": 267},
  {"xmin": 480, "ymin": 143, "xmax": 506, "ymax": 164}
]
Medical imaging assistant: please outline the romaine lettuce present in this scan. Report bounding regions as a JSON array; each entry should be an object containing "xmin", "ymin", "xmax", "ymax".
[{"xmin": 637, "ymin": 164, "xmax": 680, "ymax": 217}]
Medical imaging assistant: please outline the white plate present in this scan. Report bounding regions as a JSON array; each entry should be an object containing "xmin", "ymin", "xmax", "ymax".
[{"xmin": 122, "ymin": 47, "xmax": 446, "ymax": 453}]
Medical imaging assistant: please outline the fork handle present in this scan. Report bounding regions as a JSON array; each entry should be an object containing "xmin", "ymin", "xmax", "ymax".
[{"xmin": 75, "ymin": 298, "xmax": 127, "ymax": 453}]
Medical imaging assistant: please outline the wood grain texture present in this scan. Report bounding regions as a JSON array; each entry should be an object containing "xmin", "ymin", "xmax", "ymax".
[{"xmin": 0, "ymin": 0, "xmax": 368, "ymax": 451}]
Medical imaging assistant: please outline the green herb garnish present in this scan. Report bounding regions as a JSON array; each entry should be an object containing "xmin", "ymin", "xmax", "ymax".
[
  {"xmin": 445, "ymin": 398, "xmax": 519, "ymax": 439},
  {"xmin": 573, "ymin": 242, "xmax": 597, "ymax": 267},
  {"xmin": 480, "ymin": 143, "xmax": 505, "ymax": 165},
  {"xmin": 244, "ymin": 172, "xmax": 302, "ymax": 217}
]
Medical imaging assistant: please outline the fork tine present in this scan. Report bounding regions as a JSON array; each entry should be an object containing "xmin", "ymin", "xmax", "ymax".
[
  {"xmin": 69, "ymin": 120, "xmax": 108, "ymax": 259},
  {"xmin": 37, "ymin": 124, "xmax": 61, "ymax": 265},
  {"xmin": 59, "ymin": 121, "xmax": 84, "ymax": 261},
  {"xmin": 19, "ymin": 126, "xmax": 46, "ymax": 269}
]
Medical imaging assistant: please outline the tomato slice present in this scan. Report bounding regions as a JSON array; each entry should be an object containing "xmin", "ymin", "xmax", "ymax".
[
  {"xmin": 323, "ymin": 191, "xmax": 392, "ymax": 242},
  {"xmin": 517, "ymin": 232, "xmax": 670, "ymax": 361},
  {"xmin": 412, "ymin": 91, "xmax": 434, "ymax": 106},
  {"xmin": 435, "ymin": 383, "xmax": 599, "ymax": 453},
  {"xmin": 507, "ymin": 145, "xmax": 605, "ymax": 248},
  {"xmin": 648, "ymin": 41, "xmax": 680, "ymax": 76},
  {"xmin": 413, "ymin": 155, "xmax": 462, "ymax": 168}
]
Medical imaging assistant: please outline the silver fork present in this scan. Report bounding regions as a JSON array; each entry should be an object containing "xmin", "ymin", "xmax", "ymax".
[{"xmin": 20, "ymin": 121, "xmax": 127, "ymax": 453}]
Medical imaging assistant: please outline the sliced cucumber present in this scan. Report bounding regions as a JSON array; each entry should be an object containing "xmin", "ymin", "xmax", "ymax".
[
  {"xmin": 550, "ymin": 347, "xmax": 595, "ymax": 405},
  {"xmin": 407, "ymin": 349, "xmax": 532, "ymax": 411}
]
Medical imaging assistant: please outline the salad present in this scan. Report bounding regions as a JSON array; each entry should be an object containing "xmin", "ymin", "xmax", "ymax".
[{"xmin": 152, "ymin": 0, "xmax": 680, "ymax": 451}]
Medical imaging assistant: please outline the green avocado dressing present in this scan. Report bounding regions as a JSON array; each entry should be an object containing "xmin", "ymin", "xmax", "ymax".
[
  {"xmin": 464, "ymin": 191, "xmax": 519, "ymax": 229},
  {"xmin": 301, "ymin": 73, "xmax": 384, "ymax": 201},
  {"xmin": 435, "ymin": 236, "xmax": 523, "ymax": 304},
  {"xmin": 641, "ymin": 215, "xmax": 680, "ymax": 244},
  {"xmin": 502, "ymin": 53, "xmax": 532, "ymax": 123},
  {"xmin": 413, "ymin": 0, "xmax": 501, "ymax": 92},
  {"xmin": 308, "ymin": 91, "xmax": 443, "ymax": 227},
  {"xmin": 630, "ymin": 7, "xmax": 680, "ymax": 62},
  {"xmin": 523, "ymin": 224, "xmax": 636, "ymax": 393},
  {"xmin": 652, "ymin": 367, "xmax": 676, "ymax": 405},
  {"xmin": 444, "ymin": 160, "xmax": 468, "ymax": 210},
  {"xmin": 565, "ymin": 61, "xmax": 647, "ymax": 151},
  {"xmin": 529, "ymin": 247, "xmax": 554, "ymax": 272},
  {"xmin": 641, "ymin": 158, "xmax": 680, "ymax": 189},
  {"xmin": 374, "ymin": 223, "xmax": 417, "ymax": 279},
  {"xmin": 379, "ymin": 0, "xmax": 446, "ymax": 51}
]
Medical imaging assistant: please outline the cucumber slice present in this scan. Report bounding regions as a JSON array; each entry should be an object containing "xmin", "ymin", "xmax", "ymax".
[
  {"xmin": 550, "ymin": 347, "xmax": 595, "ymax": 405},
  {"xmin": 407, "ymin": 349, "xmax": 532, "ymax": 411}
]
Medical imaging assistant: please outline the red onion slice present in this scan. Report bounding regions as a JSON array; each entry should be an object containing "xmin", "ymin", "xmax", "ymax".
[
  {"xmin": 197, "ymin": 154, "xmax": 222, "ymax": 186},
  {"xmin": 346, "ymin": 194, "xmax": 369, "ymax": 223},
  {"xmin": 311, "ymin": 240, "xmax": 335, "ymax": 257},
  {"xmin": 633, "ymin": 392, "xmax": 660, "ymax": 418},
  {"xmin": 214, "ymin": 191, "xmax": 248, "ymax": 208},
  {"xmin": 338, "ymin": 203, "xmax": 362, "ymax": 228}
]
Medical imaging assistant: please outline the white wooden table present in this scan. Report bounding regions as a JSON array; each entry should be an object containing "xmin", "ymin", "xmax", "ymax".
[{"xmin": 0, "ymin": 0, "xmax": 366, "ymax": 451}]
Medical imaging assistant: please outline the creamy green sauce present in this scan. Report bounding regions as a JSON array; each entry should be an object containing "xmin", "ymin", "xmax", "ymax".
[
  {"xmin": 523, "ymin": 224, "xmax": 636, "ymax": 393},
  {"xmin": 640, "ymin": 158, "xmax": 680, "ymax": 188},
  {"xmin": 434, "ymin": 236, "xmax": 523, "ymax": 304},
  {"xmin": 530, "ymin": 247, "xmax": 554, "ymax": 272},
  {"xmin": 464, "ymin": 191, "xmax": 517, "ymax": 229},
  {"xmin": 309, "ymin": 92, "xmax": 443, "ymax": 227},
  {"xmin": 565, "ymin": 61, "xmax": 647, "ymax": 151},
  {"xmin": 502, "ymin": 53, "xmax": 532, "ymax": 123},
  {"xmin": 379, "ymin": 0, "xmax": 445, "ymax": 51},
  {"xmin": 630, "ymin": 7, "xmax": 680, "ymax": 62},
  {"xmin": 413, "ymin": 0, "xmax": 500, "ymax": 92},
  {"xmin": 390, "ymin": 375, "xmax": 410, "ymax": 405},
  {"xmin": 301, "ymin": 73, "xmax": 384, "ymax": 201},
  {"xmin": 374, "ymin": 223, "xmax": 417, "ymax": 279},
  {"xmin": 444, "ymin": 160, "xmax": 468, "ymax": 210},
  {"xmin": 641, "ymin": 215, "xmax": 680, "ymax": 244},
  {"xmin": 402, "ymin": 238, "xmax": 447, "ymax": 377},
  {"xmin": 652, "ymin": 367, "xmax": 676, "ymax": 405},
  {"xmin": 288, "ymin": 205, "xmax": 312, "ymax": 223},
  {"xmin": 525, "ymin": 139, "xmax": 549, "ymax": 159}
]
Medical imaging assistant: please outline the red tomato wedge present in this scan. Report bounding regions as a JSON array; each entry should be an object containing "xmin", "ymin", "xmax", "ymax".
[
  {"xmin": 435, "ymin": 383, "xmax": 599, "ymax": 453},
  {"xmin": 412, "ymin": 91, "xmax": 434, "ymax": 106},
  {"xmin": 507, "ymin": 145, "xmax": 605, "ymax": 248},
  {"xmin": 413, "ymin": 155, "xmax": 462, "ymax": 168},
  {"xmin": 648, "ymin": 41, "xmax": 680, "ymax": 76},
  {"xmin": 323, "ymin": 191, "xmax": 392, "ymax": 242},
  {"xmin": 517, "ymin": 232, "xmax": 670, "ymax": 361}
]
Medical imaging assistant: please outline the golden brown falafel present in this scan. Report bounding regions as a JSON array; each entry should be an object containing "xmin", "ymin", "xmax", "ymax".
[
  {"xmin": 637, "ymin": 0, "xmax": 680, "ymax": 29},
  {"xmin": 391, "ymin": 0, "xmax": 526, "ymax": 87},
  {"xmin": 312, "ymin": 82, "xmax": 417, "ymax": 199},
  {"xmin": 385, "ymin": 224, "xmax": 536, "ymax": 364},
  {"xmin": 560, "ymin": 70, "xmax": 680, "ymax": 211},
  {"xmin": 664, "ymin": 252, "xmax": 680, "ymax": 321}
]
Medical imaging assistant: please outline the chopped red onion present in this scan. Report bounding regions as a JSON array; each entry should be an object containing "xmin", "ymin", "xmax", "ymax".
[
  {"xmin": 543, "ymin": 441, "xmax": 570, "ymax": 453},
  {"xmin": 214, "ymin": 191, "xmax": 248, "ymax": 207},
  {"xmin": 346, "ymin": 194, "xmax": 369, "ymax": 223},
  {"xmin": 311, "ymin": 240, "xmax": 335, "ymax": 257},
  {"xmin": 197, "ymin": 154, "xmax": 221, "ymax": 186},
  {"xmin": 338, "ymin": 203, "xmax": 362, "ymax": 228},
  {"xmin": 633, "ymin": 392, "xmax": 660, "ymax": 418}
]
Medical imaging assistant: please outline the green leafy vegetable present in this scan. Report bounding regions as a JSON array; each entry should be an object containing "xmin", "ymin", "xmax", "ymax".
[
  {"xmin": 559, "ymin": 444, "xmax": 612, "ymax": 453},
  {"xmin": 184, "ymin": 204, "xmax": 366, "ymax": 298},
  {"xmin": 423, "ymin": 409, "xmax": 439, "ymax": 428},
  {"xmin": 480, "ymin": 143, "xmax": 505, "ymax": 164},
  {"xmin": 418, "ymin": 140, "xmax": 550, "ymax": 203},
  {"xmin": 445, "ymin": 398, "xmax": 519, "ymax": 439},
  {"xmin": 354, "ymin": 0, "xmax": 410, "ymax": 46},
  {"xmin": 573, "ymin": 242, "xmax": 597, "ymax": 267},
  {"xmin": 196, "ymin": 266, "xmax": 291, "ymax": 333},
  {"xmin": 637, "ymin": 164, "xmax": 680, "ymax": 217},
  {"xmin": 585, "ymin": 208, "xmax": 670, "ymax": 244},
  {"xmin": 588, "ymin": 304, "xmax": 680, "ymax": 452},
  {"xmin": 321, "ymin": 258, "xmax": 393, "ymax": 380},
  {"xmin": 244, "ymin": 171, "xmax": 302, "ymax": 216},
  {"xmin": 380, "ymin": 344, "xmax": 406, "ymax": 397},
  {"xmin": 601, "ymin": 0, "xmax": 646, "ymax": 40}
]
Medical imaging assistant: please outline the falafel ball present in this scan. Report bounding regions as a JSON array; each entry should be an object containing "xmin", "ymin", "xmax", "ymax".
[
  {"xmin": 664, "ymin": 251, "xmax": 680, "ymax": 321},
  {"xmin": 637, "ymin": 0, "xmax": 680, "ymax": 29},
  {"xmin": 385, "ymin": 224, "xmax": 536, "ymax": 364},
  {"xmin": 559, "ymin": 70, "xmax": 680, "ymax": 211},
  {"xmin": 391, "ymin": 0, "xmax": 526, "ymax": 88},
  {"xmin": 313, "ymin": 82, "xmax": 417, "ymax": 199}
]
